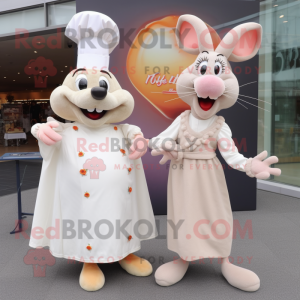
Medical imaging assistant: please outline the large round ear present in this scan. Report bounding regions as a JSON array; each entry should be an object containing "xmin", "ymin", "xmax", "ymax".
[
  {"xmin": 215, "ymin": 23, "xmax": 262, "ymax": 62},
  {"xmin": 175, "ymin": 14, "xmax": 215, "ymax": 55}
]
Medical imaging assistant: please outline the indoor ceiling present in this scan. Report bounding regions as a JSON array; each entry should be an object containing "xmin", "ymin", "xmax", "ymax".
[{"xmin": 0, "ymin": 30, "xmax": 77, "ymax": 98}]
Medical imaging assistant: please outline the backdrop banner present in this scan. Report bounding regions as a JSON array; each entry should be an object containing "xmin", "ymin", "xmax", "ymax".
[{"xmin": 76, "ymin": 0, "xmax": 260, "ymax": 214}]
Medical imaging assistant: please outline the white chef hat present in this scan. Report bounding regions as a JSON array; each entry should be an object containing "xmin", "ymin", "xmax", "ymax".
[{"xmin": 65, "ymin": 11, "xmax": 120, "ymax": 70}]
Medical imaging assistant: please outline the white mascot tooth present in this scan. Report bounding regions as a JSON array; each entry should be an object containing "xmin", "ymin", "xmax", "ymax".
[
  {"xmin": 87, "ymin": 108, "xmax": 94, "ymax": 112},
  {"xmin": 96, "ymin": 109, "xmax": 103, "ymax": 113}
]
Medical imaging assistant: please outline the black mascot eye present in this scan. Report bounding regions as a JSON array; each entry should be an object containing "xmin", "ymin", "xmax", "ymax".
[
  {"xmin": 99, "ymin": 80, "xmax": 108, "ymax": 89},
  {"xmin": 35, "ymin": 67, "xmax": 39, "ymax": 71},
  {"xmin": 43, "ymin": 67, "xmax": 47, "ymax": 71},
  {"xmin": 78, "ymin": 78, "xmax": 87, "ymax": 90},
  {"xmin": 201, "ymin": 65, "xmax": 207, "ymax": 75},
  {"xmin": 214, "ymin": 65, "xmax": 220, "ymax": 75},
  {"xmin": 197, "ymin": 60, "xmax": 208, "ymax": 76}
]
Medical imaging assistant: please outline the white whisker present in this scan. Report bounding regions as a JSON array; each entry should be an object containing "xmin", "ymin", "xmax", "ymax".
[
  {"xmin": 237, "ymin": 98, "xmax": 270, "ymax": 112},
  {"xmin": 172, "ymin": 83, "xmax": 195, "ymax": 90},
  {"xmin": 239, "ymin": 81, "xmax": 257, "ymax": 88},
  {"xmin": 225, "ymin": 81, "xmax": 257, "ymax": 93},
  {"xmin": 236, "ymin": 101, "xmax": 248, "ymax": 109},
  {"xmin": 151, "ymin": 91, "xmax": 197, "ymax": 95},
  {"xmin": 223, "ymin": 93, "xmax": 232, "ymax": 99},
  {"xmin": 177, "ymin": 91, "xmax": 198, "ymax": 95},
  {"xmin": 165, "ymin": 93, "xmax": 196, "ymax": 103},
  {"xmin": 223, "ymin": 94, "xmax": 267, "ymax": 111},
  {"xmin": 224, "ymin": 91, "xmax": 272, "ymax": 105}
]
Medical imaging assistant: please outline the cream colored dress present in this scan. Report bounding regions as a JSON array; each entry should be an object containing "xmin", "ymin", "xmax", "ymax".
[{"xmin": 152, "ymin": 110, "xmax": 249, "ymax": 261}]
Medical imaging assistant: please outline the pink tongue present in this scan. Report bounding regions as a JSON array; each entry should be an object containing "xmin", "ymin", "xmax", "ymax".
[{"xmin": 199, "ymin": 98, "xmax": 214, "ymax": 111}]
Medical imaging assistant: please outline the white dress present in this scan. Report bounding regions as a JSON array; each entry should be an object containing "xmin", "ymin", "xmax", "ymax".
[{"xmin": 29, "ymin": 119, "xmax": 157, "ymax": 263}]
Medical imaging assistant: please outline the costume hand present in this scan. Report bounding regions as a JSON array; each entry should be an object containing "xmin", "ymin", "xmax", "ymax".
[
  {"xmin": 151, "ymin": 141, "xmax": 178, "ymax": 165},
  {"xmin": 251, "ymin": 151, "xmax": 281, "ymax": 179},
  {"xmin": 37, "ymin": 121, "xmax": 62, "ymax": 146},
  {"xmin": 129, "ymin": 135, "xmax": 149, "ymax": 160}
]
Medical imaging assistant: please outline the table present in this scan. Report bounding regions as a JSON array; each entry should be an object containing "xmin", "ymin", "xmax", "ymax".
[
  {"xmin": 0, "ymin": 152, "xmax": 42, "ymax": 234},
  {"xmin": 4, "ymin": 132, "xmax": 27, "ymax": 146}
]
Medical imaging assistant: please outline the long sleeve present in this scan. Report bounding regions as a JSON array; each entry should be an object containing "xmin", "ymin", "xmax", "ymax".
[
  {"xmin": 149, "ymin": 115, "xmax": 181, "ymax": 149},
  {"xmin": 120, "ymin": 124, "xmax": 143, "ymax": 141},
  {"xmin": 217, "ymin": 122, "xmax": 248, "ymax": 171}
]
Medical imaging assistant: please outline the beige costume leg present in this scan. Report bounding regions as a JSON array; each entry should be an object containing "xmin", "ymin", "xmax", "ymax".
[
  {"xmin": 221, "ymin": 257, "xmax": 260, "ymax": 292},
  {"xmin": 155, "ymin": 258, "xmax": 189, "ymax": 286},
  {"xmin": 119, "ymin": 254, "xmax": 153, "ymax": 276},
  {"xmin": 79, "ymin": 263, "xmax": 105, "ymax": 292}
]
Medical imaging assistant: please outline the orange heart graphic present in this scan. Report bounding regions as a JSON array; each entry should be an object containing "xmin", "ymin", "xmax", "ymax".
[{"xmin": 126, "ymin": 15, "xmax": 220, "ymax": 120}]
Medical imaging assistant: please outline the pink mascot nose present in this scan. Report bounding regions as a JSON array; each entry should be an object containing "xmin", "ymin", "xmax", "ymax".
[{"xmin": 194, "ymin": 75, "xmax": 225, "ymax": 99}]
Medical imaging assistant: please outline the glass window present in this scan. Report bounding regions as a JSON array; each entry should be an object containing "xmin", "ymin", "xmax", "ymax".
[
  {"xmin": 48, "ymin": 1, "xmax": 76, "ymax": 26},
  {"xmin": 0, "ymin": 7, "xmax": 44, "ymax": 35},
  {"xmin": 259, "ymin": 0, "xmax": 300, "ymax": 187}
]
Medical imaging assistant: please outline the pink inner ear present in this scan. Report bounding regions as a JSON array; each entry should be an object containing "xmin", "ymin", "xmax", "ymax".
[
  {"xmin": 232, "ymin": 29, "xmax": 258, "ymax": 57},
  {"xmin": 180, "ymin": 21, "xmax": 198, "ymax": 49}
]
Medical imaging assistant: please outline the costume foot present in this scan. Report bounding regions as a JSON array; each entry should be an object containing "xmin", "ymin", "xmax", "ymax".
[
  {"xmin": 119, "ymin": 254, "xmax": 153, "ymax": 276},
  {"xmin": 155, "ymin": 258, "xmax": 189, "ymax": 286},
  {"xmin": 221, "ymin": 258, "xmax": 260, "ymax": 292},
  {"xmin": 79, "ymin": 263, "xmax": 105, "ymax": 292}
]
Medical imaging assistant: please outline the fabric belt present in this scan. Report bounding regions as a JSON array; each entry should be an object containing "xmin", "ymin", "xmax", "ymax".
[{"xmin": 175, "ymin": 151, "xmax": 216, "ymax": 161}]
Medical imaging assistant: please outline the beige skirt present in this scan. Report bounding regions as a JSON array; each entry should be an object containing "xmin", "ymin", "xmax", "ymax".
[{"xmin": 167, "ymin": 156, "xmax": 233, "ymax": 261}]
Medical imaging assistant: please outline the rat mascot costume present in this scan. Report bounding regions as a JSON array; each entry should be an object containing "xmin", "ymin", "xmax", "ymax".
[
  {"xmin": 151, "ymin": 15, "xmax": 281, "ymax": 292},
  {"xmin": 29, "ymin": 11, "xmax": 157, "ymax": 292}
]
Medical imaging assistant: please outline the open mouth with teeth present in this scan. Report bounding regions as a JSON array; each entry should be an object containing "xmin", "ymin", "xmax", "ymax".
[
  {"xmin": 81, "ymin": 108, "xmax": 107, "ymax": 120},
  {"xmin": 198, "ymin": 97, "xmax": 216, "ymax": 111}
]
